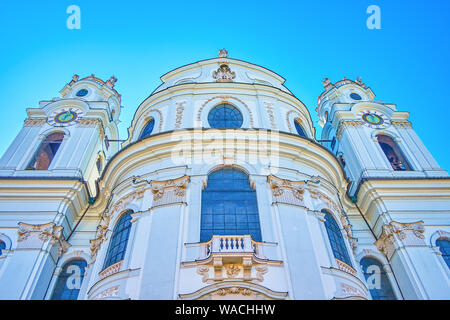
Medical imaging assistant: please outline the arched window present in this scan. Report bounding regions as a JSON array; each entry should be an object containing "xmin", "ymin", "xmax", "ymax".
[
  {"xmin": 377, "ymin": 135, "xmax": 412, "ymax": 171},
  {"xmin": 208, "ymin": 104, "xmax": 243, "ymax": 129},
  {"xmin": 103, "ymin": 210, "xmax": 133, "ymax": 269},
  {"xmin": 26, "ymin": 132, "xmax": 65, "ymax": 170},
  {"xmin": 294, "ymin": 119, "xmax": 306, "ymax": 137},
  {"xmin": 436, "ymin": 238, "xmax": 450, "ymax": 268},
  {"xmin": 139, "ymin": 118, "xmax": 155, "ymax": 139},
  {"xmin": 360, "ymin": 257, "xmax": 396, "ymax": 300},
  {"xmin": 322, "ymin": 210, "xmax": 352, "ymax": 266},
  {"xmin": 200, "ymin": 168, "xmax": 261, "ymax": 242},
  {"xmin": 50, "ymin": 259, "xmax": 87, "ymax": 300},
  {"xmin": 0, "ymin": 240, "xmax": 5, "ymax": 256}
]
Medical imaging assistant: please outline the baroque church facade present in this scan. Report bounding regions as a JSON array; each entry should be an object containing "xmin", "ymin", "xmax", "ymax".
[{"xmin": 0, "ymin": 50, "xmax": 449, "ymax": 300}]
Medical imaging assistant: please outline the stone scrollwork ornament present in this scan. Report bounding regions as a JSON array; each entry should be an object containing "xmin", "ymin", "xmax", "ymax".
[{"xmin": 213, "ymin": 64, "xmax": 236, "ymax": 82}]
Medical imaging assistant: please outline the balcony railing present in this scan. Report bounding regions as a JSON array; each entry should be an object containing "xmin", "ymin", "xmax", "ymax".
[
  {"xmin": 198, "ymin": 235, "xmax": 264, "ymax": 259},
  {"xmin": 335, "ymin": 259, "xmax": 357, "ymax": 276}
]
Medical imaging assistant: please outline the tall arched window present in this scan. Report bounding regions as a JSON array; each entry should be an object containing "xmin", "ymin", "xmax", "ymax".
[
  {"xmin": 322, "ymin": 210, "xmax": 352, "ymax": 266},
  {"xmin": 436, "ymin": 238, "xmax": 450, "ymax": 268},
  {"xmin": 26, "ymin": 132, "xmax": 65, "ymax": 170},
  {"xmin": 103, "ymin": 210, "xmax": 133, "ymax": 269},
  {"xmin": 200, "ymin": 168, "xmax": 261, "ymax": 242},
  {"xmin": 50, "ymin": 259, "xmax": 87, "ymax": 300},
  {"xmin": 360, "ymin": 257, "xmax": 396, "ymax": 300},
  {"xmin": 139, "ymin": 118, "xmax": 155, "ymax": 139},
  {"xmin": 294, "ymin": 119, "xmax": 306, "ymax": 137},
  {"xmin": 208, "ymin": 104, "xmax": 243, "ymax": 129},
  {"xmin": 0, "ymin": 240, "xmax": 5, "ymax": 256},
  {"xmin": 377, "ymin": 135, "xmax": 412, "ymax": 171}
]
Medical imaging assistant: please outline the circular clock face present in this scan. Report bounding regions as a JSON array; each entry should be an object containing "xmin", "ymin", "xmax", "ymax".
[
  {"xmin": 362, "ymin": 113, "xmax": 384, "ymax": 125},
  {"xmin": 55, "ymin": 110, "xmax": 78, "ymax": 124},
  {"xmin": 48, "ymin": 108, "xmax": 83, "ymax": 127}
]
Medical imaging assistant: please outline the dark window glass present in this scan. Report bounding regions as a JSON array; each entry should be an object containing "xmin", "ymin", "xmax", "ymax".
[
  {"xmin": 350, "ymin": 93, "xmax": 362, "ymax": 100},
  {"xmin": 139, "ymin": 119, "xmax": 155, "ymax": 139},
  {"xmin": 294, "ymin": 119, "xmax": 306, "ymax": 137},
  {"xmin": 96, "ymin": 157, "xmax": 102, "ymax": 174},
  {"xmin": 331, "ymin": 137, "xmax": 336, "ymax": 150},
  {"xmin": 322, "ymin": 211, "xmax": 352, "ymax": 266},
  {"xmin": 200, "ymin": 168, "xmax": 261, "ymax": 242},
  {"xmin": 208, "ymin": 104, "xmax": 243, "ymax": 129},
  {"xmin": 76, "ymin": 89, "xmax": 88, "ymax": 97},
  {"xmin": 377, "ymin": 135, "xmax": 412, "ymax": 171},
  {"xmin": 50, "ymin": 259, "xmax": 87, "ymax": 300},
  {"xmin": 26, "ymin": 132, "xmax": 65, "ymax": 170},
  {"xmin": 436, "ymin": 239, "xmax": 450, "ymax": 269},
  {"xmin": 103, "ymin": 211, "xmax": 133, "ymax": 269},
  {"xmin": 360, "ymin": 257, "xmax": 396, "ymax": 300},
  {"xmin": 0, "ymin": 240, "xmax": 5, "ymax": 256}
]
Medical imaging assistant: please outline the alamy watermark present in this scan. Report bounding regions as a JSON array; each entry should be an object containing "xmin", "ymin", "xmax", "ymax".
[
  {"xmin": 66, "ymin": 5, "xmax": 81, "ymax": 30},
  {"xmin": 367, "ymin": 5, "xmax": 381, "ymax": 30}
]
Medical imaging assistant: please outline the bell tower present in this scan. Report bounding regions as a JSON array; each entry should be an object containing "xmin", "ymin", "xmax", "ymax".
[
  {"xmin": 317, "ymin": 78, "xmax": 450, "ymax": 299},
  {"xmin": 317, "ymin": 77, "xmax": 448, "ymax": 197},
  {"xmin": 0, "ymin": 75, "xmax": 121, "ymax": 299},
  {"xmin": 0, "ymin": 74, "xmax": 121, "ymax": 195}
]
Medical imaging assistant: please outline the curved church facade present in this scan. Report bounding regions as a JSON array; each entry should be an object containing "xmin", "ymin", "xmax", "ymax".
[{"xmin": 0, "ymin": 50, "xmax": 449, "ymax": 300}]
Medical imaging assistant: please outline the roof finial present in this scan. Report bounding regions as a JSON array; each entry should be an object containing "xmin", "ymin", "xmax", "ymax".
[
  {"xmin": 218, "ymin": 48, "xmax": 228, "ymax": 58},
  {"xmin": 106, "ymin": 76, "xmax": 117, "ymax": 88}
]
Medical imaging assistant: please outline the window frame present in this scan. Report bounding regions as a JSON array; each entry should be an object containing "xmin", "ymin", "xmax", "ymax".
[
  {"xmin": 322, "ymin": 210, "xmax": 352, "ymax": 267},
  {"xmin": 200, "ymin": 167, "xmax": 262, "ymax": 242},
  {"xmin": 207, "ymin": 104, "xmax": 243, "ymax": 129},
  {"xmin": 103, "ymin": 210, "xmax": 133, "ymax": 270}
]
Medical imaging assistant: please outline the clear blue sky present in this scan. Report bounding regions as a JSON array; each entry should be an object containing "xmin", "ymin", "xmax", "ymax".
[{"xmin": 0, "ymin": 1, "xmax": 449, "ymax": 170}]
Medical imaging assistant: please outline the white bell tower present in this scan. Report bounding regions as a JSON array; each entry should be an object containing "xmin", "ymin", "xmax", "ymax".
[
  {"xmin": 0, "ymin": 74, "xmax": 121, "ymax": 195},
  {"xmin": 317, "ymin": 77, "xmax": 447, "ymax": 197},
  {"xmin": 0, "ymin": 74, "xmax": 121, "ymax": 299},
  {"xmin": 317, "ymin": 78, "xmax": 450, "ymax": 299}
]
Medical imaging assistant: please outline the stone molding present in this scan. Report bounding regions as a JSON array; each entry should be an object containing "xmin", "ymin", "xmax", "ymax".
[
  {"xmin": 263, "ymin": 102, "xmax": 277, "ymax": 130},
  {"xmin": 174, "ymin": 101, "xmax": 186, "ymax": 129},
  {"xmin": 24, "ymin": 118, "xmax": 47, "ymax": 127},
  {"xmin": 17, "ymin": 222, "xmax": 70, "ymax": 256},
  {"xmin": 375, "ymin": 220, "xmax": 426, "ymax": 260},
  {"xmin": 267, "ymin": 175, "xmax": 306, "ymax": 207},
  {"xmin": 90, "ymin": 190, "xmax": 145, "ymax": 258},
  {"xmin": 151, "ymin": 175, "xmax": 190, "ymax": 208},
  {"xmin": 336, "ymin": 120, "xmax": 363, "ymax": 140},
  {"xmin": 391, "ymin": 121, "xmax": 412, "ymax": 129},
  {"xmin": 92, "ymin": 286, "xmax": 119, "ymax": 300}
]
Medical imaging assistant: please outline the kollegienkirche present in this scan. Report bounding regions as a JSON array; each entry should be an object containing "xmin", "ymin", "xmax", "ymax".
[{"xmin": 0, "ymin": 49, "xmax": 449, "ymax": 300}]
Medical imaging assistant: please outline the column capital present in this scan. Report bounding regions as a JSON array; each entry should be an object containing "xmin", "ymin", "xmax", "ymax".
[{"xmin": 375, "ymin": 220, "xmax": 426, "ymax": 260}]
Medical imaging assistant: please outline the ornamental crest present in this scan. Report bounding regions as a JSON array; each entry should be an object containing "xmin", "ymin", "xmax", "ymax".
[{"xmin": 213, "ymin": 64, "xmax": 236, "ymax": 82}]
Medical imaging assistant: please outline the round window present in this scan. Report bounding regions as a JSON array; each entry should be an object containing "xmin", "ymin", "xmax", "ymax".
[
  {"xmin": 350, "ymin": 93, "xmax": 362, "ymax": 100},
  {"xmin": 76, "ymin": 89, "xmax": 88, "ymax": 97},
  {"xmin": 208, "ymin": 104, "xmax": 243, "ymax": 129}
]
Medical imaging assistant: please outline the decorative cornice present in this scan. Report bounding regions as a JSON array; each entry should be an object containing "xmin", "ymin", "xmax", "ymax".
[
  {"xmin": 24, "ymin": 118, "xmax": 47, "ymax": 127},
  {"xmin": 336, "ymin": 120, "xmax": 363, "ymax": 140},
  {"xmin": 17, "ymin": 222, "xmax": 70, "ymax": 256},
  {"xmin": 391, "ymin": 121, "xmax": 412, "ymax": 129},
  {"xmin": 151, "ymin": 175, "xmax": 190, "ymax": 208},
  {"xmin": 267, "ymin": 175, "xmax": 306, "ymax": 207},
  {"xmin": 375, "ymin": 220, "xmax": 426, "ymax": 260}
]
